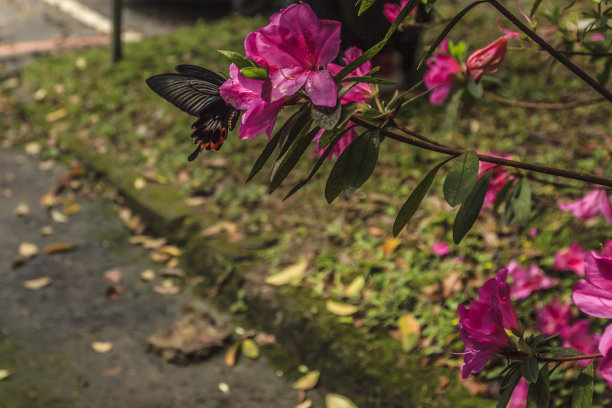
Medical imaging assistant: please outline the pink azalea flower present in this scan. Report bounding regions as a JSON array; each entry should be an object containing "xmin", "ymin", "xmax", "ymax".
[
  {"xmin": 590, "ymin": 33, "xmax": 605, "ymax": 42},
  {"xmin": 477, "ymin": 153, "xmax": 514, "ymax": 210},
  {"xmin": 562, "ymin": 319, "xmax": 600, "ymax": 364},
  {"xmin": 508, "ymin": 378, "xmax": 528, "ymax": 408},
  {"xmin": 553, "ymin": 242, "xmax": 587, "ymax": 276},
  {"xmin": 506, "ymin": 261, "xmax": 558, "ymax": 300},
  {"xmin": 424, "ymin": 40, "xmax": 462, "ymax": 105},
  {"xmin": 313, "ymin": 47, "xmax": 373, "ymax": 159},
  {"xmin": 382, "ymin": 0, "xmax": 416, "ymax": 24},
  {"xmin": 559, "ymin": 189, "xmax": 612, "ymax": 223},
  {"xmin": 247, "ymin": 3, "xmax": 341, "ymax": 107},
  {"xmin": 597, "ymin": 324, "xmax": 612, "ymax": 387},
  {"xmin": 537, "ymin": 299, "xmax": 571, "ymax": 336},
  {"xmin": 219, "ymin": 64, "xmax": 287, "ymax": 140},
  {"xmin": 457, "ymin": 269, "xmax": 518, "ymax": 378},
  {"xmin": 466, "ymin": 35, "xmax": 512, "ymax": 84},
  {"xmin": 431, "ymin": 241, "xmax": 450, "ymax": 256},
  {"xmin": 572, "ymin": 252, "xmax": 612, "ymax": 319}
]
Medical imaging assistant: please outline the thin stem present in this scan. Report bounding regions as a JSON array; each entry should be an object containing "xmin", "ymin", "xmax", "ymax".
[
  {"xmin": 539, "ymin": 353, "xmax": 601, "ymax": 363},
  {"xmin": 484, "ymin": 91, "xmax": 604, "ymax": 110},
  {"xmin": 487, "ymin": 0, "xmax": 612, "ymax": 103},
  {"xmin": 350, "ymin": 116, "xmax": 612, "ymax": 188}
]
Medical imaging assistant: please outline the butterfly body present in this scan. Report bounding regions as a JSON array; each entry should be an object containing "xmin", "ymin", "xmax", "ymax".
[{"xmin": 146, "ymin": 65, "xmax": 240, "ymax": 161}]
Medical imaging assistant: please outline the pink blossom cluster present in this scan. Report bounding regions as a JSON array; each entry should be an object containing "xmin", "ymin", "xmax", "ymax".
[
  {"xmin": 457, "ymin": 269, "xmax": 519, "ymax": 378},
  {"xmin": 477, "ymin": 153, "xmax": 514, "ymax": 210},
  {"xmin": 382, "ymin": 0, "xmax": 417, "ymax": 24},
  {"xmin": 506, "ymin": 261, "xmax": 558, "ymax": 300},
  {"xmin": 559, "ymin": 189, "xmax": 612, "ymax": 224}
]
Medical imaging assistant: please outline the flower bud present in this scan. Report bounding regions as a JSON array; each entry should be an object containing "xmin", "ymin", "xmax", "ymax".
[{"xmin": 466, "ymin": 36, "xmax": 508, "ymax": 84}]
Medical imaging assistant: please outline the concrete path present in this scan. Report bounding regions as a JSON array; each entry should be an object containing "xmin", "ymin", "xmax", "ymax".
[{"xmin": 0, "ymin": 147, "xmax": 307, "ymax": 408}]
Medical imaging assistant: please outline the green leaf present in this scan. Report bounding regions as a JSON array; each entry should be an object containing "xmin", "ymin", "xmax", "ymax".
[
  {"xmin": 417, "ymin": 1, "xmax": 488, "ymax": 70},
  {"xmin": 269, "ymin": 125, "xmax": 319, "ymax": 193},
  {"xmin": 217, "ymin": 50, "xmax": 255, "ymax": 69},
  {"xmin": 467, "ymin": 77, "xmax": 484, "ymax": 99},
  {"xmin": 530, "ymin": 0, "xmax": 544, "ymax": 17},
  {"xmin": 335, "ymin": 0, "xmax": 420, "ymax": 82},
  {"xmin": 240, "ymin": 66, "xmax": 268, "ymax": 80},
  {"xmin": 318, "ymin": 102, "xmax": 357, "ymax": 148},
  {"xmin": 520, "ymin": 357, "xmax": 540, "ymax": 384},
  {"xmin": 541, "ymin": 347, "xmax": 584, "ymax": 356},
  {"xmin": 497, "ymin": 368, "xmax": 522, "ymax": 408},
  {"xmin": 526, "ymin": 365, "xmax": 550, "ymax": 408},
  {"xmin": 358, "ymin": 0, "xmax": 377, "ymax": 16},
  {"xmin": 571, "ymin": 362, "xmax": 594, "ymax": 408},
  {"xmin": 247, "ymin": 107, "xmax": 307, "ymax": 182},
  {"xmin": 512, "ymin": 178, "xmax": 532, "ymax": 226},
  {"xmin": 311, "ymin": 103, "xmax": 341, "ymax": 130},
  {"xmin": 393, "ymin": 159, "xmax": 451, "ymax": 236},
  {"xmin": 341, "ymin": 76, "xmax": 397, "ymax": 85},
  {"xmin": 453, "ymin": 169, "xmax": 492, "ymax": 244},
  {"xmin": 493, "ymin": 179, "xmax": 515, "ymax": 212},
  {"xmin": 443, "ymin": 151, "xmax": 479, "ymax": 207},
  {"xmin": 285, "ymin": 125, "xmax": 355, "ymax": 200},
  {"xmin": 325, "ymin": 130, "xmax": 380, "ymax": 203}
]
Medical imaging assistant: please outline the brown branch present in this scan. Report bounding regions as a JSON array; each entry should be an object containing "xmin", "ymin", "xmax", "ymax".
[
  {"xmin": 484, "ymin": 92, "xmax": 605, "ymax": 110},
  {"xmin": 486, "ymin": 0, "xmax": 612, "ymax": 103},
  {"xmin": 350, "ymin": 116, "xmax": 612, "ymax": 188},
  {"xmin": 539, "ymin": 353, "xmax": 601, "ymax": 363}
]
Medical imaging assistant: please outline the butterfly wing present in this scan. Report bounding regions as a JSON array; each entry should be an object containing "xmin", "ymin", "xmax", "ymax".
[{"xmin": 146, "ymin": 65, "xmax": 241, "ymax": 161}]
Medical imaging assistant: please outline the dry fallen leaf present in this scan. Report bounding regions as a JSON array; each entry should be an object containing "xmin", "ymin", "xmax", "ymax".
[
  {"xmin": 51, "ymin": 209, "xmax": 68, "ymax": 223},
  {"xmin": 225, "ymin": 342, "xmax": 240, "ymax": 367},
  {"xmin": 45, "ymin": 107, "xmax": 68, "ymax": 122},
  {"xmin": 296, "ymin": 400, "xmax": 313, "ymax": 408},
  {"xmin": 14, "ymin": 203, "xmax": 30, "ymax": 216},
  {"xmin": 202, "ymin": 221, "xmax": 238, "ymax": 237},
  {"xmin": 254, "ymin": 332, "xmax": 276, "ymax": 346},
  {"xmin": 133, "ymin": 177, "xmax": 146, "ymax": 190},
  {"xmin": 103, "ymin": 268, "xmax": 122, "ymax": 285},
  {"xmin": 153, "ymin": 279, "xmax": 181, "ymax": 295},
  {"xmin": 140, "ymin": 269, "xmax": 155, "ymax": 281},
  {"xmin": 151, "ymin": 251, "xmax": 171, "ymax": 263},
  {"xmin": 91, "ymin": 341, "xmax": 113, "ymax": 353},
  {"xmin": 293, "ymin": 370, "xmax": 320, "ymax": 391},
  {"xmin": 185, "ymin": 196, "xmax": 207, "ymax": 206},
  {"xmin": 442, "ymin": 270, "xmax": 463, "ymax": 298},
  {"xmin": 325, "ymin": 393, "xmax": 358, "ymax": 408},
  {"xmin": 24, "ymin": 142, "xmax": 41, "ymax": 156},
  {"xmin": 23, "ymin": 277, "xmax": 52, "ymax": 290},
  {"xmin": 265, "ymin": 260, "xmax": 308, "ymax": 286},
  {"xmin": 344, "ymin": 276, "xmax": 365, "ymax": 298},
  {"xmin": 326, "ymin": 300, "xmax": 358, "ymax": 317},
  {"xmin": 40, "ymin": 226, "xmax": 53, "ymax": 236},
  {"xmin": 398, "ymin": 314, "xmax": 421, "ymax": 352},
  {"xmin": 63, "ymin": 203, "xmax": 80, "ymax": 216},
  {"xmin": 241, "ymin": 339, "xmax": 260, "ymax": 360},
  {"xmin": 39, "ymin": 192, "xmax": 57, "ymax": 208},
  {"xmin": 218, "ymin": 382, "xmax": 230, "ymax": 395},
  {"xmin": 44, "ymin": 242, "xmax": 76, "ymax": 255},
  {"xmin": 160, "ymin": 267, "xmax": 184, "ymax": 278},
  {"xmin": 19, "ymin": 242, "xmax": 39, "ymax": 258},
  {"xmin": 102, "ymin": 365, "xmax": 124, "ymax": 376},
  {"xmin": 0, "ymin": 369, "xmax": 11, "ymax": 381},
  {"xmin": 159, "ymin": 245, "xmax": 181, "ymax": 257},
  {"xmin": 382, "ymin": 237, "xmax": 401, "ymax": 255}
]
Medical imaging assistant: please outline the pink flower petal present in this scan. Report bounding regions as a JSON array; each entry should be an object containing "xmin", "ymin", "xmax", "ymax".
[{"xmin": 305, "ymin": 69, "xmax": 338, "ymax": 107}]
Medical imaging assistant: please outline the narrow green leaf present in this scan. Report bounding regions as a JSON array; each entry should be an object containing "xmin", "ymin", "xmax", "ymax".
[
  {"xmin": 453, "ymin": 169, "xmax": 492, "ymax": 244},
  {"xmin": 512, "ymin": 178, "xmax": 532, "ymax": 226},
  {"xmin": 530, "ymin": 0, "xmax": 544, "ymax": 17},
  {"xmin": 247, "ymin": 107, "xmax": 306, "ymax": 182},
  {"xmin": 571, "ymin": 362, "xmax": 594, "ymax": 408},
  {"xmin": 269, "ymin": 125, "xmax": 319, "ymax": 193},
  {"xmin": 311, "ymin": 103, "xmax": 342, "ymax": 130},
  {"xmin": 341, "ymin": 130, "xmax": 380, "ymax": 195},
  {"xmin": 240, "ymin": 66, "xmax": 268, "ymax": 80},
  {"xmin": 443, "ymin": 151, "xmax": 479, "ymax": 207},
  {"xmin": 493, "ymin": 179, "xmax": 515, "ymax": 212},
  {"xmin": 526, "ymin": 365, "xmax": 550, "ymax": 408},
  {"xmin": 520, "ymin": 357, "xmax": 540, "ymax": 384},
  {"xmin": 285, "ymin": 125, "xmax": 355, "ymax": 200},
  {"xmin": 341, "ymin": 76, "xmax": 397, "ymax": 85},
  {"xmin": 393, "ymin": 159, "xmax": 451, "ymax": 236},
  {"xmin": 358, "ymin": 0, "xmax": 377, "ymax": 16},
  {"xmin": 467, "ymin": 77, "xmax": 484, "ymax": 99},
  {"xmin": 318, "ymin": 102, "xmax": 357, "ymax": 148},
  {"xmin": 325, "ymin": 149, "xmax": 349, "ymax": 203},
  {"xmin": 497, "ymin": 369, "xmax": 522, "ymax": 408},
  {"xmin": 541, "ymin": 347, "xmax": 584, "ymax": 356},
  {"xmin": 336, "ymin": 0, "xmax": 420, "ymax": 82},
  {"xmin": 217, "ymin": 50, "xmax": 254, "ymax": 69},
  {"xmin": 417, "ymin": 1, "xmax": 488, "ymax": 70}
]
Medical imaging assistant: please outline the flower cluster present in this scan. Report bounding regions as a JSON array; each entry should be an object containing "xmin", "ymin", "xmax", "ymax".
[
  {"xmin": 382, "ymin": 0, "xmax": 417, "ymax": 24},
  {"xmin": 559, "ymin": 189, "xmax": 612, "ymax": 224},
  {"xmin": 457, "ymin": 269, "xmax": 519, "ymax": 378}
]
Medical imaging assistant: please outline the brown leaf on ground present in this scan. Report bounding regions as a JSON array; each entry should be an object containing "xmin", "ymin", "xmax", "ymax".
[
  {"xmin": 39, "ymin": 192, "xmax": 57, "ymax": 208},
  {"xmin": 265, "ymin": 260, "xmax": 308, "ymax": 286},
  {"xmin": 442, "ymin": 270, "xmax": 463, "ymax": 298},
  {"xmin": 398, "ymin": 314, "xmax": 421, "ymax": 352},
  {"xmin": 40, "ymin": 226, "xmax": 53, "ymax": 236},
  {"xmin": 51, "ymin": 209, "xmax": 68, "ymax": 223},
  {"xmin": 151, "ymin": 250, "xmax": 171, "ymax": 263},
  {"xmin": 326, "ymin": 300, "xmax": 358, "ymax": 316},
  {"xmin": 19, "ymin": 242, "xmax": 39, "ymax": 258},
  {"xmin": 63, "ymin": 202, "xmax": 80, "ymax": 216},
  {"xmin": 103, "ymin": 268, "xmax": 122, "ymax": 284},
  {"xmin": 382, "ymin": 238, "xmax": 401, "ymax": 255},
  {"xmin": 160, "ymin": 267, "xmax": 185, "ymax": 278},
  {"xmin": 140, "ymin": 269, "xmax": 155, "ymax": 281},
  {"xmin": 202, "ymin": 221, "xmax": 239, "ymax": 237},
  {"xmin": 224, "ymin": 342, "xmax": 240, "ymax": 367},
  {"xmin": 148, "ymin": 312, "xmax": 230, "ymax": 363},
  {"xmin": 91, "ymin": 341, "xmax": 113, "ymax": 353},
  {"xmin": 293, "ymin": 370, "xmax": 320, "ymax": 391},
  {"xmin": 23, "ymin": 277, "xmax": 52, "ymax": 290},
  {"xmin": 459, "ymin": 374, "xmax": 490, "ymax": 396},
  {"xmin": 254, "ymin": 332, "xmax": 276, "ymax": 346},
  {"xmin": 14, "ymin": 203, "xmax": 30, "ymax": 216},
  {"xmin": 102, "ymin": 365, "xmax": 124, "ymax": 376},
  {"xmin": 133, "ymin": 177, "xmax": 146, "ymax": 190},
  {"xmin": 158, "ymin": 245, "xmax": 181, "ymax": 257},
  {"xmin": 44, "ymin": 242, "xmax": 76, "ymax": 255},
  {"xmin": 153, "ymin": 279, "xmax": 181, "ymax": 296},
  {"xmin": 185, "ymin": 196, "xmax": 207, "ymax": 206}
]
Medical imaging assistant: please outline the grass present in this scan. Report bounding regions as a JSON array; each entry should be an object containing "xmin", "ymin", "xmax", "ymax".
[{"xmin": 4, "ymin": 4, "xmax": 612, "ymax": 406}]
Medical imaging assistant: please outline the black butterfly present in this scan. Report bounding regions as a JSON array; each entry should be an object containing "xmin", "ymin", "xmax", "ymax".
[{"xmin": 146, "ymin": 65, "xmax": 241, "ymax": 161}]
